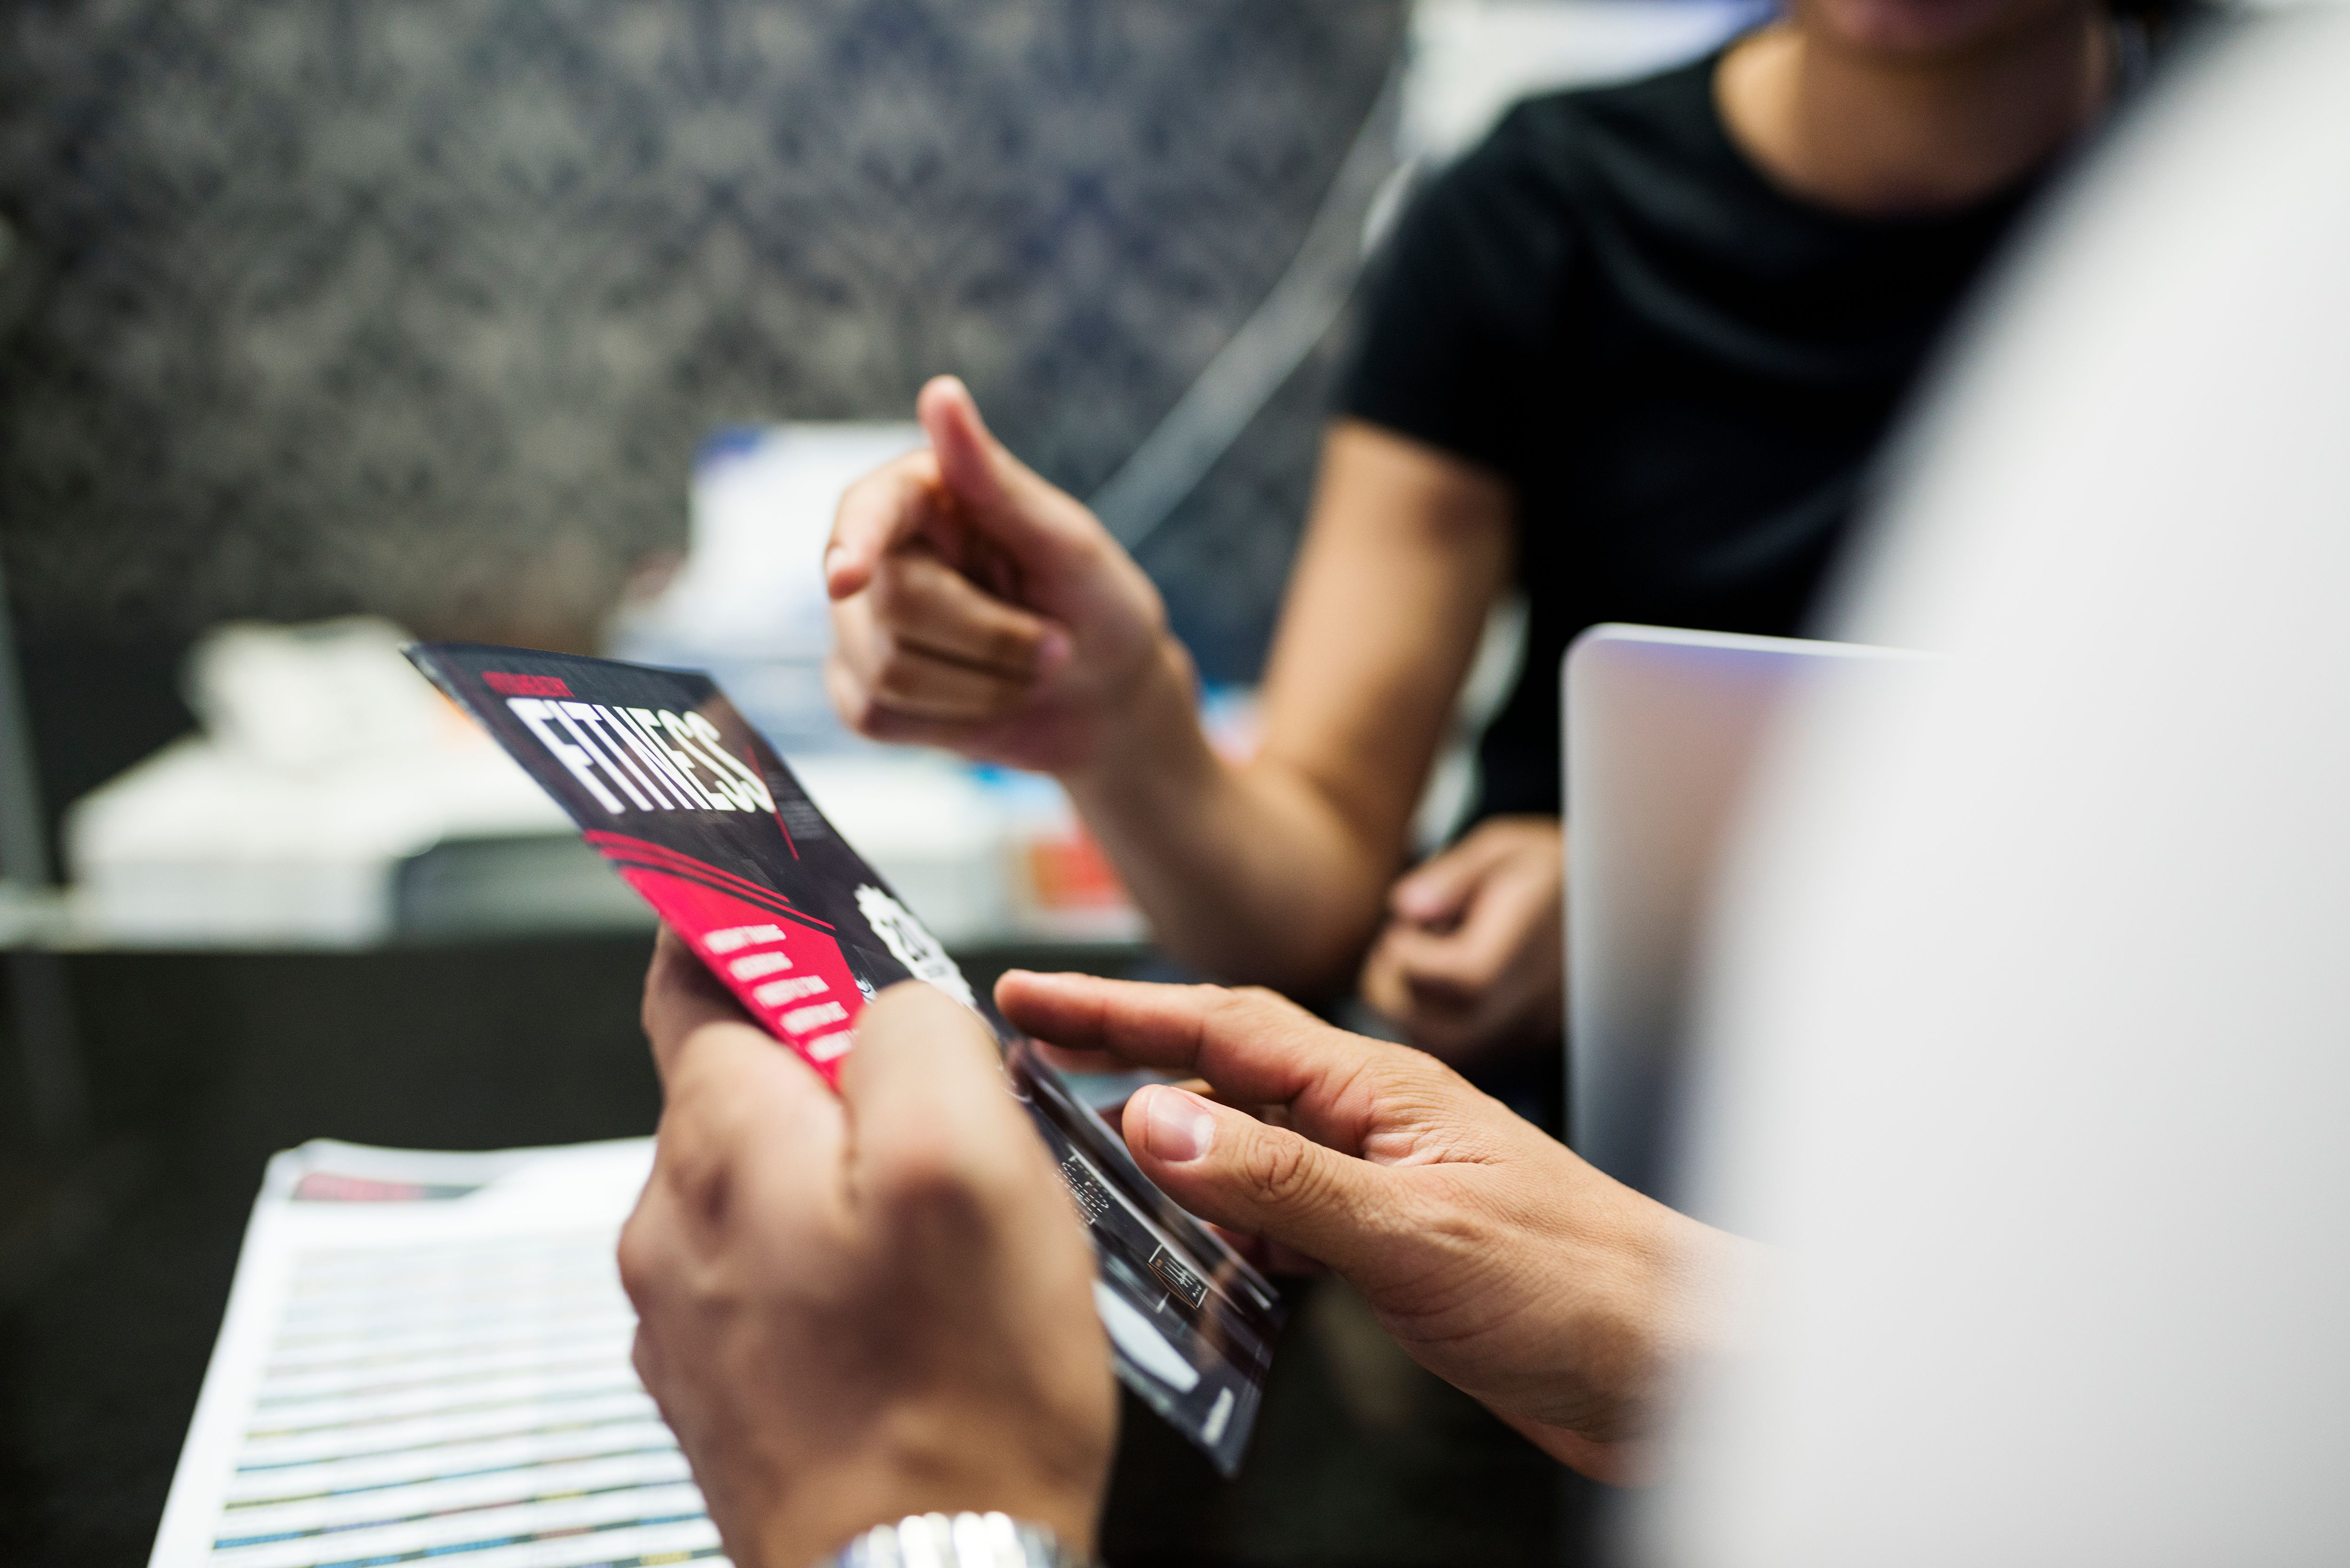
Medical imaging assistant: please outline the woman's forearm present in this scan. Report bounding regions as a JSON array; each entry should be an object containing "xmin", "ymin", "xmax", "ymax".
[{"xmin": 1062, "ymin": 635, "xmax": 1401, "ymax": 997}]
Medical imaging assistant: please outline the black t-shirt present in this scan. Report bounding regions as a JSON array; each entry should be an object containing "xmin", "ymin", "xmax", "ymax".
[{"xmin": 1337, "ymin": 47, "xmax": 2041, "ymax": 822}]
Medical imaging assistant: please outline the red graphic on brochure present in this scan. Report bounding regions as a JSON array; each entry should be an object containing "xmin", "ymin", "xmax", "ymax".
[
  {"xmin": 601, "ymin": 846, "xmax": 864, "ymax": 1083},
  {"xmin": 401, "ymin": 644, "xmax": 961, "ymax": 1085}
]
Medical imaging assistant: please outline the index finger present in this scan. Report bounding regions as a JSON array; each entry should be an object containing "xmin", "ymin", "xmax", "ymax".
[
  {"xmin": 633, "ymin": 931, "xmax": 847, "ymax": 1256},
  {"xmin": 641, "ymin": 925, "xmax": 759, "ymax": 1088},
  {"xmin": 824, "ymin": 450, "xmax": 945, "ymax": 599},
  {"xmin": 995, "ymin": 971, "xmax": 1430, "ymax": 1150}
]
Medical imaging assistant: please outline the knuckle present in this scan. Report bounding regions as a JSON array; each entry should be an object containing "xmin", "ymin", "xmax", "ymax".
[
  {"xmin": 1065, "ymin": 522, "xmax": 1113, "ymax": 567},
  {"xmin": 615, "ymin": 1208, "xmax": 664, "ymax": 1306},
  {"xmin": 629, "ymin": 1327, "xmax": 660, "ymax": 1396},
  {"xmin": 830, "ymin": 586, "xmax": 875, "ymax": 634},
  {"xmin": 638, "ymin": 975, "xmax": 664, "ymax": 1045},
  {"xmin": 865, "ymin": 624, "xmax": 905, "ymax": 672},
  {"xmin": 846, "ymin": 694, "xmax": 893, "ymax": 738},
  {"xmin": 870, "ymin": 1099, "xmax": 1038, "ymax": 1232},
  {"xmin": 982, "ymin": 618, "xmax": 1040, "ymax": 668},
  {"xmin": 973, "ymin": 676, "xmax": 1028, "ymax": 719},
  {"xmin": 1221, "ymin": 983, "xmax": 1341, "ymax": 1060},
  {"xmin": 875, "ymin": 1145, "xmax": 995, "ymax": 1228},
  {"xmin": 867, "ymin": 558, "xmax": 924, "ymax": 621},
  {"xmin": 870, "ymin": 635, "xmax": 952, "ymax": 708},
  {"xmin": 826, "ymin": 658, "xmax": 883, "ymax": 734},
  {"xmin": 1373, "ymin": 1181, "xmax": 1457, "ymax": 1256},
  {"xmin": 1385, "ymin": 1047, "xmax": 1473, "ymax": 1111},
  {"xmin": 1239, "ymin": 1131, "xmax": 1321, "ymax": 1212},
  {"xmin": 1217, "ymin": 984, "xmax": 1309, "ymax": 1030},
  {"xmin": 873, "ymin": 654, "xmax": 923, "ymax": 703},
  {"xmin": 898, "ymin": 448, "xmax": 942, "ymax": 491},
  {"xmin": 655, "ymin": 1121, "xmax": 734, "ymax": 1232}
]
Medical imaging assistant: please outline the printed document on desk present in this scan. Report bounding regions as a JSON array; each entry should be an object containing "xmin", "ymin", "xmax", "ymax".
[{"xmin": 148, "ymin": 1137, "xmax": 721, "ymax": 1568}]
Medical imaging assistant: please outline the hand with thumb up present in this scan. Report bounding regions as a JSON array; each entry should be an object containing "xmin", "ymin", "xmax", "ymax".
[{"xmin": 825, "ymin": 376, "xmax": 1184, "ymax": 776}]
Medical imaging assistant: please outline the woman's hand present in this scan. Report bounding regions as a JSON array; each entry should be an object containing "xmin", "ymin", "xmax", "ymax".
[
  {"xmin": 824, "ymin": 375, "xmax": 1182, "ymax": 776},
  {"xmin": 1358, "ymin": 816, "xmax": 1566, "ymax": 1063},
  {"xmin": 621, "ymin": 932, "xmax": 1116, "ymax": 1568},
  {"xmin": 997, "ymin": 969, "xmax": 1754, "ymax": 1485}
]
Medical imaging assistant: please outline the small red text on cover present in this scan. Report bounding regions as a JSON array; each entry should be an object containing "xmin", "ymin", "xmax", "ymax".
[{"xmin": 484, "ymin": 671, "xmax": 573, "ymax": 698}]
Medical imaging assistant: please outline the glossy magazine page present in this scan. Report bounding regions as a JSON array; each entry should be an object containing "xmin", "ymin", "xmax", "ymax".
[{"xmin": 405, "ymin": 642, "xmax": 1281, "ymax": 1475}]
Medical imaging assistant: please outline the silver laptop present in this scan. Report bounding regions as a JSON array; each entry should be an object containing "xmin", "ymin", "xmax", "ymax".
[{"xmin": 1563, "ymin": 623, "xmax": 1921, "ymax": 1202}]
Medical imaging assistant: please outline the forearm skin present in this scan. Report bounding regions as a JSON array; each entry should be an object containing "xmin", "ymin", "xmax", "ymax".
[{"xmin": 1061, "ymin": 636, "xmax": 1401, "ymax": 998}]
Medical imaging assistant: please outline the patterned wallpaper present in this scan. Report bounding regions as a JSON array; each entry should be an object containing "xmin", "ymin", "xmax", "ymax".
[{"xmin": 0, "ymin": 0, "xmax": 1404, "ymax": 677}]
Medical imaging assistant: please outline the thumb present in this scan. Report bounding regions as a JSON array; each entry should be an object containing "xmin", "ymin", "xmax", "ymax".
[
  {"xmin": 841, "ymin": 980, "xmax": 1040, "ymax": 1219},
  {"xmin": 917, "ymin": 375, "xmax": 1092, "ymax": 566},
  {"xmin": 1123, "ymin": 1084, "xmax": 1391, "ymax": 1278}
]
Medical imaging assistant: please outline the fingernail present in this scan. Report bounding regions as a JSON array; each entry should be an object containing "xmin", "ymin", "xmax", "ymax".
[
  {"xmin": 823, "ymin": 546, "xmax": 845, "ymax": 582},
  {"xmin": 1142, "ymin": 1085, "xmax": 1214, "ymax": 1164}
]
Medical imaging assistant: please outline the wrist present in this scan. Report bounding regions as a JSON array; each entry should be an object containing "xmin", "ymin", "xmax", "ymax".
[
  {"xmin": 1059, "ymin": 630, "xmax": 1208, "ymax": 798},
  {"xmin": 748, "ymin": 1446, "xmax": 1103, "ymax": 1568},
  {"xmin": 1569, "ymin": 1199, "xmax": 1753, "ymax": 1444}
]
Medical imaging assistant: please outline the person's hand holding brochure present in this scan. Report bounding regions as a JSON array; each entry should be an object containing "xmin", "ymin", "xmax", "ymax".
[
  {"xmin": 997, "ymin": 972, "xmax": 1759, "ymax": 1487},
  {"xmin": 622, "ymin": 934, "xmax": 1117, "ymax": 1567},
  {"xmin": 405, "ymin": 644, "xmax": 1285, "ymax": 1476}
]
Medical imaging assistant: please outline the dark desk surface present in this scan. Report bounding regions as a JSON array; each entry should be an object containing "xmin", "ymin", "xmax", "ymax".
[{"xmin": 1, "ymin": 940, "xmax": 1584, "ymax": 1568}]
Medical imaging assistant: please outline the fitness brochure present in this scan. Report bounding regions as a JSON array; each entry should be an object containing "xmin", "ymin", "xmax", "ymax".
[{"xmin": 406, "ymin": 643, "xmax": 1281, "ymax": 1475}]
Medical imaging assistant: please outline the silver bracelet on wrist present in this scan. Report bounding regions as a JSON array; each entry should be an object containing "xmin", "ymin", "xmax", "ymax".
[{"xmin": 826, "ymin": 1512, "xmax": 1093, "ymax": 1568}]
